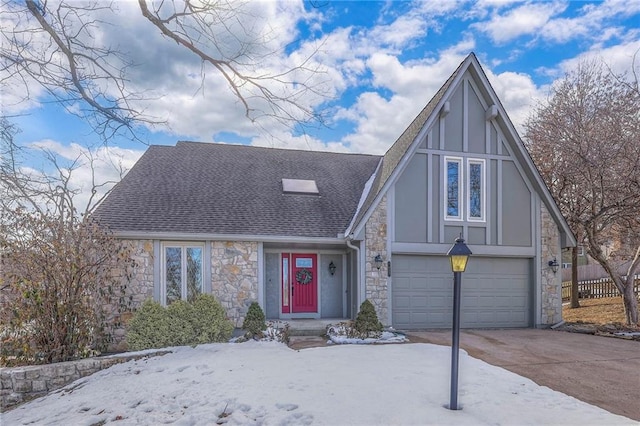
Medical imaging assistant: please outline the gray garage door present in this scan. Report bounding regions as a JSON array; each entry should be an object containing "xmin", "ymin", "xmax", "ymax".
[{"xmin": 392, "ymin": 255, "xmax": 532, "ymax": 329}]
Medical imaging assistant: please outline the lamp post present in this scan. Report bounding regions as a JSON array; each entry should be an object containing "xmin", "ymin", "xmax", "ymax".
[{"xmin": 446, "ymin": 237, "xmax": 472, "ymax": 410}]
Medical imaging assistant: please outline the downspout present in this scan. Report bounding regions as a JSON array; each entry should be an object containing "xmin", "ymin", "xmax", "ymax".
[{"xmin": 346, "ymin": 234, "xmax": 362, "ymax": 311}]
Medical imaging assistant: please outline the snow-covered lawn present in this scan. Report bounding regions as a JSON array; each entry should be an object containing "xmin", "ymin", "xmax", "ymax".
[{"xmin": 3, "ymin": 342, "xmax": 634, "ymax": 425}]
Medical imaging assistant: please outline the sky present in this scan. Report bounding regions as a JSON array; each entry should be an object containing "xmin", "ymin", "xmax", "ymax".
[
  {"xmin": 3, "ymin": 0, "xmax": 640, "ymax": 209},
  {"xmin": 2, "ymin": 341, "xmax": 636, "ymax": 425}
]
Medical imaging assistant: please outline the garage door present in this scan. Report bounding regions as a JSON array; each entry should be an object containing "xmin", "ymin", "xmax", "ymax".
[{"xmin": 392, "ymin": 255, "xmax": 531, "ymax": 329}]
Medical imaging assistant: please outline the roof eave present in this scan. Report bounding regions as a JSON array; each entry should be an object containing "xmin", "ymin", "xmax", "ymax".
[{"xmin": 109, "ymin": 231, "xmax": 347, "ymax": 244}]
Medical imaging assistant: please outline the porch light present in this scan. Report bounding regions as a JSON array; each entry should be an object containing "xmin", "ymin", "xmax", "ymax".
[
  {"xmin": 446, "ymin": 237, "xmax": 472, "ymax": 411},
  {"xmin": 548, "ymin": 258, "xmax": 559, "ymax": 274},
  {"xmin": 329, "ymin": 261, "xmax": 337, "ymax": 276},
  {"xmin": 374, "ymin": 254, "xmax": 383, "ymax": 270}
]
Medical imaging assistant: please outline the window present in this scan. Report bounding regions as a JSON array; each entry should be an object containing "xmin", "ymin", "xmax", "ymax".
[
  {"xmin": 444, "ymin": 157, "xmax": 486, "ymax": 222},
  {"xmin": 282, "ymin": 178, "xmax": 319, "ymax": 195},
  {"xmin": 467, "ymin": 159, "xmax": 485, "ymax": 221},
  {"xmin": 162, "ymin": 243, "xmax": 203, "ymax": 305},
  {"xmin": 445, "ymin": 157, "xmax": 463, "ymax": 220}
]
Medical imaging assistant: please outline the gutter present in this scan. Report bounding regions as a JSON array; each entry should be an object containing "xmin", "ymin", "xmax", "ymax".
[{"xmin": 346, "ymin": 234, "xmax": 362, "ymax": 309}]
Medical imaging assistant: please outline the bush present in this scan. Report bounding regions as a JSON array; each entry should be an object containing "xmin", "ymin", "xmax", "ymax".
[
  {"xmin": 126, "ymin": 300, "xmax": 170, "ymax": 351},
  {"xmin": 191, "ymin": 294, "xmax": 234, "ymax": 344},
  {"xmin": 242, "ymin": 302, "xmax": 266, "ymax": 338},
  {"xmin": 354, "ymin": 299, "xmax": 383, "ymax": 338},
  {"xmin": 126, "ymin": 295, "xmax": 233, "ymax": 351}
]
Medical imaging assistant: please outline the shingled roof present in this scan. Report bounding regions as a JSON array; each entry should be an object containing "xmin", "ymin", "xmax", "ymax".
[{"xmin": 94, "ymin": 142, "xmax": 380, "ymax": 239}]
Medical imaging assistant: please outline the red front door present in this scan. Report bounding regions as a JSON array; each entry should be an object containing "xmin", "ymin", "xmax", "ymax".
[{"xmin": 282, "ymin": 253, "xmax": 318, "ymax": 314}]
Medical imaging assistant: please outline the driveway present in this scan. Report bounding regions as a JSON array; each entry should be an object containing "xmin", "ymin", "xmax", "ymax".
[{"xmin": 406, "ymin": 329, "xmax": 640, "ymax": 421}]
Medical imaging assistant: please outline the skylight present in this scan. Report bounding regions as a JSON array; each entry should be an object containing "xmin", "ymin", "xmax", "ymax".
[{"xmin": 282, "ymin": 178, "xmax": 319, "ymax": 195}]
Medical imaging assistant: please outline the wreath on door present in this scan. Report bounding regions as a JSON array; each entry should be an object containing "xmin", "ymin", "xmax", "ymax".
[{"xmin": 295, "ymin": 268, "xmax": 313, "ymax": 284}]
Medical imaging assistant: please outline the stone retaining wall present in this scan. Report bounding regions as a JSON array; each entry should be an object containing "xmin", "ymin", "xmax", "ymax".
[{"xmin": 1, "ymin": 351, "xmax": 168, "ymax": 412}]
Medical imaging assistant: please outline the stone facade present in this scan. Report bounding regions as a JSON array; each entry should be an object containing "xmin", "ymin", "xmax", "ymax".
[
  {"xmin": 540, "ymin": 204, "xmax": 562, "ymax": 325},
  {"xmin": 211, "ymin": 241, "xmax": 259, "ymax": 328},
  {"xmin": 106, "ymin": 239, "xmax": 155, "ymax": 351},
  {"xmin": 364, "ymin": 195, "xmax": 389, "ymax": 325}
]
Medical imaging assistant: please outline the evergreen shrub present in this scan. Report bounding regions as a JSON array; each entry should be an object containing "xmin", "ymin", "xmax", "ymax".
[
  {"xmin": 354, "ymin": 299, "xmax": 383, "ymax": 338},
  {"xmin": 126, "ymin": 295, "xmax": 233, "ymax": 351},
  {"xmin": 242, "ymin": 301, "xmax": 266, "ymax": 338}
]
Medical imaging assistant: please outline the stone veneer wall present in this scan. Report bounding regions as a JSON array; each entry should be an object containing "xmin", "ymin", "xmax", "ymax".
[
  {"xmin": 540, "ymin": 204, "xmax": 562, "ymax": 325},
  {"xmin": 364, "ymin": 195, "xmax": 389, "ymax": 325},
  {"xmin": 211, "ymin": 241, "xmax": 259, "ymax": 328},
  {"xmin": 1, "ymin": 351, "xmax": 168, "ymax": 411},
  {"xmin": 106, "ymin": 239, "xmax": 155, "ymax": 351}
]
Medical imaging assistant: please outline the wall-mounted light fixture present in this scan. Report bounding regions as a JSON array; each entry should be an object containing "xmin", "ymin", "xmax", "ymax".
[
  {"xmin": 548, "ymin": 258, "xmax": 559, "ymax": 274},
  {"xmin": 374, "ymin": 254, "xmax": 383, "ymax": 270},
  {"xmin": 328, "ymin": 261, "xmax": 336, "ymax": 276}
]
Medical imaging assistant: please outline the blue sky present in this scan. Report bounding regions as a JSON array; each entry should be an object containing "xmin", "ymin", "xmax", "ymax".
[{"xmin": 4, "ymin": 0, "xmax": 640, "ymax": 207}]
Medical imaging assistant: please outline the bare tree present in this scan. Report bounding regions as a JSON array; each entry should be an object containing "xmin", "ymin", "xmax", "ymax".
[
  {"xmin": 1, "ymin": 0, "xmax": 326, "ymax": 143},
  {"xmin": 525, "ymin": 59, "xmax": 640, "ymax": 325},
  {"xmin": 0, "ymin": 121, "xmax": 135, "ymax": 365}
]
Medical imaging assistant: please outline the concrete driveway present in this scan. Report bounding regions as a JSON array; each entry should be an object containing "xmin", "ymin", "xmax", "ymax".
[{"xmin": 406, "ymin": 329, "xmax": 640, "ymax": 421}]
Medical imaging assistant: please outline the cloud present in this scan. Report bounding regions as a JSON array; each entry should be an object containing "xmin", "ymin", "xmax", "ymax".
[
  {"xmin": 484, "ymin": 69, "xmax": 542, "ymax": 134},
  {"xmin": 474, "ymin": 2, "xmax": 567, "ymax": 43},
  {"xmin": 337, "ymin": 40, "xmax": 475, "ymax": 154},
  {"xmin": 557, "ymin": 39, "xmax": 640, "ymax": 76},
  {"xmin": 26, "ymin": 140, "xmax": 144, "ymax": 212}
]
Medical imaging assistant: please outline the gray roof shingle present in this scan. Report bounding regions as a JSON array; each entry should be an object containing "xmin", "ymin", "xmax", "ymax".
[{"xmin": 94, "ymin": 142, "xmax": 381, "ymax": 238}]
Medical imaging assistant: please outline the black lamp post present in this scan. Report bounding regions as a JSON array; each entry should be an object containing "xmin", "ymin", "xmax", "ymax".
[{"xmin": 446, "ymin": 237, "xmax": 472, "ymax": 411}]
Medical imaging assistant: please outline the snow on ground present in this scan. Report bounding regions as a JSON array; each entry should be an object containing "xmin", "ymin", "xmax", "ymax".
[{"xmin": 2, "ymin": 342, "xmax": 635, "ymax": 425}]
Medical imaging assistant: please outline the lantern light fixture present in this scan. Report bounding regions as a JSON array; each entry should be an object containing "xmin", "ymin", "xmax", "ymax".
[
  {"xmin": 329, "ymin": 261, "xmax": 337, "ymax": 276},
  {"xmin": 374, "ymin": 254, "xmax": 383, "ymax": 270}
]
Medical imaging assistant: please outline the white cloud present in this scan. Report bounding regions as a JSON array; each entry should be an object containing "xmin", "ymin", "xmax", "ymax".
[
  {"xmin": 474, "ymin": 2, "xmax": 567, "ymax": 43},
  {"xmin": 27, "ymin": 140, "xmax": 144, "ymax": 212},
  {"xmin": 484, "ymin": 69, "xmax": 542, "ymax": 134},
  {"xmin": 337, "ymin": 40, "xmax": 475, "ymax": 154},
  {"xmin": 557, "ymin": 39, "xmax": 640, "ymax": 76}
]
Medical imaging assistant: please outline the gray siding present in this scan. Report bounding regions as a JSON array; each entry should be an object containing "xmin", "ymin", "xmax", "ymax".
[
  {"xmin": 502, "ymin": 161, "xmax": 532, "ymax": 246},
  {"xmin": 395, "ymin": 154, "xmax": 427, "ymax": 243},
  {"xmin": 265, "ymin": 253, "xmax": 280, "ymax": 319},
  {"xmin": 444, "ymin": 86, "xmax": 463, "ymax": 152},
  {"xmin": 392, "ymin": 71, "xmax": 536, "ymax": 252},
  {"xmin": 467, "ymin": 85, "xmax": 486, "ymax": 154},
  {"xmin": 320, "ymin": 255, "xmax": 343, "ymax": 318}
]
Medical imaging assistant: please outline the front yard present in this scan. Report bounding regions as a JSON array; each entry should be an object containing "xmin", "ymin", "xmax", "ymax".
[{"xmin": 562, "ymin": 297, "xmax": 629, "ymax": 324}]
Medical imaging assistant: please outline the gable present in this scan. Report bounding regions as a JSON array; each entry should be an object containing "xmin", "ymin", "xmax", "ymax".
[{"xmin": 351, "ymin": 53, "xmax": 575, "ymax": 248}]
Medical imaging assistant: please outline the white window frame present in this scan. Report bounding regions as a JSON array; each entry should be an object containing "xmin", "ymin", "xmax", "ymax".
[
  {"xmin": 161, "ymin": 242, "xmax": 205, "ymax": 305},
  {"xmin": 466, "ymin": 158, "xmax": 486, "ymax": 222},
  {"xmin": 444, "ymin": 156, "xmax": 463, "ymax": 221}
]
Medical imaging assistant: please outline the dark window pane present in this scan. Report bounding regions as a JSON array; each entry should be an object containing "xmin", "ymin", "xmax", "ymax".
[
  {"xmin": 469, "ymin": 162, "xmax": 482, "ymax": 218},
  {"xmin": 186, "ymin": 247, "xmax": 203, "ymax": 302},
  {"xmin": 447, "ymin": 161, "xmax": 460, "ymax": 217},
  {"xmin": 165, "ymin": 247, "xmax": 182, "ymax": 305}
]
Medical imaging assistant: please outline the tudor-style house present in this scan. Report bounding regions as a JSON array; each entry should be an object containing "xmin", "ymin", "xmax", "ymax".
[{"xmin": 95, "ymin": 53, "xmax": 575, "ymax": 340}]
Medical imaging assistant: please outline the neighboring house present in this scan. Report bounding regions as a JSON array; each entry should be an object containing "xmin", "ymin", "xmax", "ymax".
[{"xmin": 95, "ymin": 53, "xmax": 575, "ymax": 334}]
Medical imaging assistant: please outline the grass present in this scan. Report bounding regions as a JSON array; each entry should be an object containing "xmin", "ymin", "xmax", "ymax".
[{"xmin": 562, "ymin": 297, "xmax": 629, "ymax": 325}]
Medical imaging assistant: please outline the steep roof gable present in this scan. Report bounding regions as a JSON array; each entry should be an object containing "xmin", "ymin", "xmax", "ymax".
[
  {"xmin": 94, "ymin": 142, "xmax": 380, "ymax": 239},
  {"xmin": 349, "ymin": 53, "xmax": 575, "ymax": 247}
]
